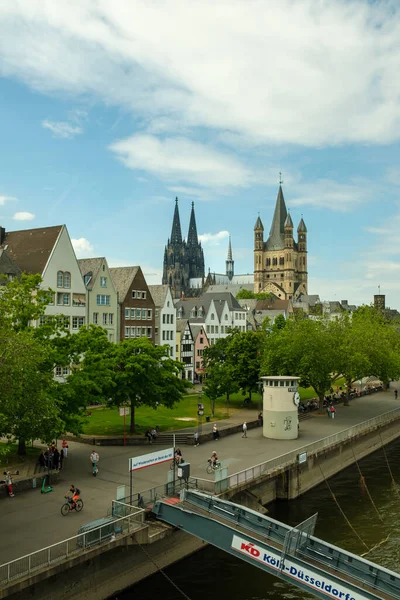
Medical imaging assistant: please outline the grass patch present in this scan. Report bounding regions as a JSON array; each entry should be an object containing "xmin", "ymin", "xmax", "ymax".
[{"xmin": 82, "ymin": 392, "xmax": 263, "ymax": 436}]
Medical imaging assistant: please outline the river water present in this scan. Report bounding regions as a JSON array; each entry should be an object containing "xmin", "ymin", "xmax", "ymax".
[{"xmin": 113, "ymin": 437, "xmax": 400, "ymax": 600}]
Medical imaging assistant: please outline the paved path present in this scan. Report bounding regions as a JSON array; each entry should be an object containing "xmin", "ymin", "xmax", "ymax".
[{"xmin": 1, "ymin": 389, "xmax": 399, "ymax": 566}]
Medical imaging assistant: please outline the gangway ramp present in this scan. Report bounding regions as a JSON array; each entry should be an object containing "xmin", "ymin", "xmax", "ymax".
[{"xmin": 152, "ymin": 490, "xmax": 400, "ymax": 600}]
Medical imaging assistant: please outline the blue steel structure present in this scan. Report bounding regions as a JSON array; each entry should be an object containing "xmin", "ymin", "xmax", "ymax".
[{"xmin": 152, "ymin": 490, "xmax": 400, "ymax": 600}]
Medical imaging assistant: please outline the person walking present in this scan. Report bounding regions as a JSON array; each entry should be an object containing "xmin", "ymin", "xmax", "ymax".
[
  {"xmin": 212, "ymin": 424, "xmax": 219, "ymax": 441},
  {"xmin": 395, "ymin": 389, "xmax": 398, "ymax": 400},
  {"xmin": 193, "ymin": 432, "xmax": 199, "ymax": 447},
  {"xmin": 330, "ymin": 405, "xmax": 336, "ymax": 420},
  {"xmin": 59, "ymin": 448, "xmax": 64, "ymax": 470},
  {"xmin": 5, "ymin": 472, "xmax": 14, "ymax": 497},
  {"xmin": 62, "ymin": 439, "xmax": 68, "ymax": 458},
  {"xmin": 242, "ymin": 422, "xmax": 248, "ymax": 438},
  {"xmin": 90, "ymin": 449, "xmax": 99, "ymax": 476},
  {"xmin": 327, "ymin": 405, "xmax": 331, "ymax": 418}
]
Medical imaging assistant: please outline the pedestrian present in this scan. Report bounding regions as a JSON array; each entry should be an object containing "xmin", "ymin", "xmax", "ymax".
[
  {"xmin": 258, "ymin": 412, "xmax": 263, "ymax": 427},
  {"xmin": 145, "ymin": 429, "xmax": 152, "ymax": 444},
  {"xmin": 53, "ymin": 447, "xmax": 60, "ymax": 470},
  {"xmin": 212, "ymin": 424, "xmax": 219, "ymax": 441},
  {"xmin": 330, "ymin": 405, "xmax": 336, "ymax": 420},
  {"xmin": 242, "ymin": 422, "xmax": 247, "ymax": 438},
  {"xmin": 90, "ymin": 449, "xmax": 99, "ymax": 476},
  {"xmin": 193, "ymin": 432, "xmax": 199, "ymax": 447},
  {"xmin": 395, "ymin": 389, "xmax": 398, "ymax": 400},
  {"xmin": 38, "ymin": 450, "xmax": 46, "ymax": 472},
  {"xmin": 5, "ymin": 471, "xmax": 14, "ymax": 497},
  {"xmin": 59, "ymin": 448, "xmax": 64, "ymax": 470},
  {"xmin": 62, "ymin": 439, "xmax": 68, "ymax": 458},
  {"xmin": 327, "ymin": 406, "xmax": 331, "ymax": 418}
]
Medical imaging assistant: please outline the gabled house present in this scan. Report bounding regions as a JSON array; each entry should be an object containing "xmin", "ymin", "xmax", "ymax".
[
  {"xmin": 78, "ymin": 258, "xmax": 119, "ymax": 343},
  {"xmin": 180, "ymin": 321, "xmax": 195, "ymax": 382},
  {"xmin": 191, "ymin": 324, "xmax": 209, "ymax": 383},
  {"xmin": 148, "ymin": 284, "xmax": 176, "ymax": 358},
  {"xmin": 110, "ymin": 266, "xmax": 155, "ymax": 343},
  {"xmin": 0, "ymin": 224, "xmax": 86, "ymax": 332}
]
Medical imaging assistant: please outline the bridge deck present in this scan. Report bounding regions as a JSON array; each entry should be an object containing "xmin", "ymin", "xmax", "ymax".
[{"xmin": 153, "ymin": 490, "xmax": 400, "ymax": 600}]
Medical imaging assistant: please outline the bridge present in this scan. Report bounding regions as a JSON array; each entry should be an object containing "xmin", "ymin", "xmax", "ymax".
[{"xmin": 153, "ymin": 489, "xmax": 400, "ymax": 600}]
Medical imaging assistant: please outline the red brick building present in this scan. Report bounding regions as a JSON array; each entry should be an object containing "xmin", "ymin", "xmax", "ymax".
[{"xmin": 110, "ymin": 266, "xmax": 155, "ymax": 343}]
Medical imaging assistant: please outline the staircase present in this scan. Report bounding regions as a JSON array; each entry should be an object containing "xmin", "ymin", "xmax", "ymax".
[{"xmin": 150, "ymin": 433, "xmax": 192, "ymax": 445}]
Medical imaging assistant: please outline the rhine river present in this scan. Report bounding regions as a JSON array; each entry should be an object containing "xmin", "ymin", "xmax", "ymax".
[{"xmin": 112, "ymin": 437, "xmax": 400, "ymax": 600}]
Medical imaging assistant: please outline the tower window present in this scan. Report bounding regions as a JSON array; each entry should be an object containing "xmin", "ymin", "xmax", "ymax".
[
  {"xmin": 279, "ymin": 257, "xmax": 284, "ymax": 265},
  {"xmin": 273, "ymin": 258, "xmax": 277, "ymax": 266}
]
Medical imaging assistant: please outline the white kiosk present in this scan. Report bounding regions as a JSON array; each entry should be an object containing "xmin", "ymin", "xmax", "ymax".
[{"xmin": 261, "ymin": 376, "xmax": 300, "ymax": 440}]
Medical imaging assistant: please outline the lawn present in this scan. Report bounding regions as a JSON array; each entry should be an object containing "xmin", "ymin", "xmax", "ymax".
[{"xmin": 81, "ymin": 380, "xmax": 343, "ymax": 437}]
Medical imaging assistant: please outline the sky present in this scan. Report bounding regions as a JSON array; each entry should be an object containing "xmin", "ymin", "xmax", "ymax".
[{"xmin": 1, "ymin": 1, "xmax": 400, "ymax": 307}]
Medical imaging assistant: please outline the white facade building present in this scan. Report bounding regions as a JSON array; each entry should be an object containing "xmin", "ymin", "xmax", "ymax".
[{"xmin": 148, "ymin": 285, "xmax": 176, "ymax": 359}]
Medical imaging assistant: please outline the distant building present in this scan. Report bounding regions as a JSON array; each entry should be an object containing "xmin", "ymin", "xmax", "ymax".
[
  {"xmin": 162, "ymin": 198, "xmax": 205, "ymax": 298},
  {"xmin": 148, "ymin": 284, "xmax": 176, "ymax": 358},
  {"xmin": 78, "ymin": 257, "xmax": 119, "ymax": 343},
  {"xmin": 110, "ymin": 266, "xmax": 155, "ymax": 343},
  {"xmin": 254, "ymin": 185, "xmax": 307, "ymax": 300}
]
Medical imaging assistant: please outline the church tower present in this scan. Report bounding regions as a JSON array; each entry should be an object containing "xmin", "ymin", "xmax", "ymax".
[
  {"xmin": 253, "ymin": 184, "xmax": 308, "ymax": 299},
  {"xmin": 162, "ymin": 198, "xmax": 205, "ymax": 298},
  {"xmin": 226, "ymin": 236, "xmax": 234, "ymax": 280}
]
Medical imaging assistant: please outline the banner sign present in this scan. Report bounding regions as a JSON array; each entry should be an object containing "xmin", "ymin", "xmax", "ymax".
[
  {"xmin": 129, "ymin": 448, "xmax": 174, "ymax": 472},
  {"xmin": 231, "ymin": 535, "xmax": 370, "ymax": 600}
]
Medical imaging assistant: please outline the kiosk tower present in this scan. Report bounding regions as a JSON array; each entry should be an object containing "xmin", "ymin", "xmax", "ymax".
[{"xmin": 261, "ymin": 376, "xmax": 300, "ymax": 440}]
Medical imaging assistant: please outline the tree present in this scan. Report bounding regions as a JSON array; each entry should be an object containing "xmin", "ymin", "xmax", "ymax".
[
  {"xmin": 0, "ymin": 273, "xmax": 52, "ymax": 331},
  {"xmin": 226, "ymin": 330, "xmax": 264, "ymax": 400},
  {"xmin": 203, "ymin": 337, "xmax": 238, "ymax": 415},
  {"xmin": 236, "ymin": 289, "xmax": 274, "ymax": 300},
  {"xmin": 0, "ymin": 324, "xmax": 61, "ymax": 454},
  {"xmin": 73, "ymin": 337, "xmax": 190, "ymax": 433},
  {"xmin": 272, "ymin": 313, "xmax": 286, "ymax": 331},
  {"xmin": 262, "ymin": 317, "xmax": 338, "ymax": 403}
]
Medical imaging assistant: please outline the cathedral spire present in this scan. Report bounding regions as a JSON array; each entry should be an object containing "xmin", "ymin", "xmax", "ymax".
[
  {"xmin": 170, "ymin": 197, "xmax": 182, "ymax": 246},
  {"xmin": 187, "ymin": 201, "xmax": 199, "ymax": 247},
  {"xmin": 226, "ymin": 235, "xmax": 234, "ymax": 280},
  {"xmin": 266, "ymin": 185, "xmax": 288, "ymax": 250}
]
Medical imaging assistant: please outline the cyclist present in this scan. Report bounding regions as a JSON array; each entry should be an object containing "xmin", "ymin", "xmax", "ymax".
[
  {"xmin": 175, "ymin": 448, "xmax": 183, "ymax": 464},
  {"xmin": 90, "ymin": 449, "xmax": 99, "ymax": 476},
  {"xmin": 210, "ymin": 451, "xmax": 218, "ymax": 467},
  {"xmin": 66, "ymin": 484, "xmax": 80, "ymax": 508}
]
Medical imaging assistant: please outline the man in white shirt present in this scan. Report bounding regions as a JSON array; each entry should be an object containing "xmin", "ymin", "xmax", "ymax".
[
  {"xmin": 242, "ymin": 422, "xmax": 247, "ymax": 438},
  {"xmin": 90, "ymin": 450, "xmax": 99, "ymax": 476}
]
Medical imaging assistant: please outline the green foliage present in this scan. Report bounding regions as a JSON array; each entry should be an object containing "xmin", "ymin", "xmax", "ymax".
[
  {"xmin": 203, "ymin": 337, "xmax": 239, "ymax": 415},
  {"xmin": 235, "ymin": 289, "xmax": 274, "ymax": 300},
  {"xmin": 0, "ymin": 273, "xmax": 52, "ymax": 331}
]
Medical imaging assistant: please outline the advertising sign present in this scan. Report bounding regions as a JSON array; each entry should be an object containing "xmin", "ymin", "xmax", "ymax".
[
  {"xmin": 129, "ymin": 448, "xmax": 174, "ymax": 472},
  {"xmin": 119, "ymin": 407, "xmax": 130, "ymax": 416},
  {"xmin": 231, "ymin": 535, "xmax": 370, "ymax": 600}
]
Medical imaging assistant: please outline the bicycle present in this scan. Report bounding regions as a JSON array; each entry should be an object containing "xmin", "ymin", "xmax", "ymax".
[
  {"xmin": 206, "ymin": 460, "xmax": 221, "ymax": 474},
  {"xmin": 61, "ymin": 496, "xmax": 83, "ymax": 516}
]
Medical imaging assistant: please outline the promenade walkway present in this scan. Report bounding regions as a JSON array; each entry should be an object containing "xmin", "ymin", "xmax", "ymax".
[{"xmin": 1, "ymin": 390, "xmax": 399, "ymax": 566}]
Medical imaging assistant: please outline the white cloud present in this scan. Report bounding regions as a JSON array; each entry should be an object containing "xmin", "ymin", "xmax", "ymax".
[
  {"xmin": 109, "ymin": 135, "xmax": 251, "ymax": 188},
  {"xmin": 2, "ymin": 2, "xmax": 400, "ymax": 146},
  {"xmin": 42, "ymin": 120, "xmax": 83, "ymax": 139},
  {"xmin": 0, "ymin": 195, "xmax": 16, "ymax": 205},
  {"xmin": 13, "ymin": 211, "xmax": 35, "ymax": 221},
  {"xmin": 199, "ymin": 230, "xmax": 229, "ymax": 246},
  {"xmin": 71, "ymin": 237, "xmax": 94, "ymax": 257},
  {"xmin": 290, "ymin": 179, "xmax": 373, "ymax": 212}
]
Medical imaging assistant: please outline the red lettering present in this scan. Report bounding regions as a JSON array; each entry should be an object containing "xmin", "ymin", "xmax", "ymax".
[{"xmin": 240, "ymin": 542, "xmax": 260, "ymax": 557}]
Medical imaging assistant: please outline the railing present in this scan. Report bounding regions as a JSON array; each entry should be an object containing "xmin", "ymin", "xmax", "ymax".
[
  {"xmin": 0, "ymin": 508, "xmax": 145, "ymax": 589},
  {"xmin": 214, "ymin": 406, "xmax": 400, "ymax": 494}
]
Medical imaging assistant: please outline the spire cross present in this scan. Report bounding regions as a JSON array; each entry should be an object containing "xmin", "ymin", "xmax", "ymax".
[
  {"xmin": 378, "ymin": 284, "xmax": 381, "ymax": 294},
  {"xmin": 279, "ymin": 172, "xmax": 283, "ymax": 185}
]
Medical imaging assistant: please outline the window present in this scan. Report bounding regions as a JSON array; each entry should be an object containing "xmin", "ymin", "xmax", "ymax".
[
  {"xmin": 57, "ymin": 271, "xmax": 63, "ymax": 287},
  {"xmin": 162, "ymin": 331, "xmax": 166, "ymax": 340},
  {"xmin": 273, "ymin": 257, "xmax": 278, "ymax": 266},
  {"xmin": 183, "ymin": 344, "xmax": 192, "ymax": 352},
  {"xmin": 73, "ymin": 293, "xmax": 86, "ymax": 307},
  {"xmin": 131, "ymin": 327, "xmax": 136, "ymax": 337},
  {"xmin": 170, "ymin": 314, "xmax": 173, "ymax": 324},
  {"xmin": 155, "ymin": 310, "xmax": 159, "ymax": 318},
  {"xmin": 136, "ymin": 308, "xmax": 141, "ymax": 320},
  {"xmin": 137, "ymin": 327, "xmax": 141, "ymax": 336},
  {"xmin": 125, "ymin": 308, "xmax": 130, "ymax": 319},
  {"xmin": 39, "ymin": 316, "xmax": 47, "ymax": 326},
  {"xmin": 206, "ymin": 325, "xmax": 210, "ymax": 333},
  {"xmin": 96, "ymin": 295, "xmax": 110, "ymax": 305},
  {"xmin": 72, "ymin": 316, "xmax": 85, "ymax": 329},
  {"xmin": 64, "ymin": 272, "xmax": 71, "ymax": 288},
  {"xmin": 57, "ymin": 292, "xmax": 70, "ymax": 306},
  {"xmin": 63, "ymin": 366, "xmax": 69, "ymax": 376},
  {"xmin": 141, "ymin": 327, "xmax": 146, "ymax": 336},
  {"xmin": 84, "ymin": 273, "xmax": 92, "ymax": 286},
  {"xmin": 55, "ymin": 366, "xmax": 62, "ymax": 377},
  {"xmin": 142, "ymin": 309, "xmax": 146, "ymax": 320},
  {"xmin": 196, "ymin": 362, "xmax": 200, "ymax": 369},
  {"xmin": 155, "ymin": 327, "xmax": 159, "ymax": 335},
  {"xmin": 93, "ymin": 312, "xmax": 99, "ymax": 324},
  {"xmin": 142, "ymin": 291, "xmax": 146, "ymax": 299},
  {"xmin": 235, "ymin": 313, "xmax": 238, "ymax": 319},
  {"xmin": 162, "ymin": 314, "xmax": 166, "ymax": 324},
  {"xmin": 109, "ymin": 313, "xmax": 114, "ymax": 325},
  {"xmin": 220, "ymin": 326, "xmax": 224, "ymax": 334},
  {"xmin": 103, "ymin": 313, "xmax": 108, "ymax": 325},
  {"xmin": 132, "ymin": 290, "xmax": 137, "ymax": 298},
  {"xmin": 200, "ymin": 337, "xmax": 203, "ymax": 344},
  {"xmin": 125, "ymin": 326, "xmax": 130, "ymax": 338},
  {"xmin": 63, "ymin": 316, "xmax": 70, "ymax": 329},
  {"xmin": 211, "ymin": 313, "xmax": 215, "ymax": 320},
  {"xmin": 147, "ymin": 309, "xmax": 152, "ymax": 320},
  {"xmin": 224, "ymin": 314, "xmax": 228, "ymax": 321},
  {"xmin": 215, "ymin": 326, "xmax": 218, "ymax": 333},
  {"xmin": 167, "ymin": 301, "xmax": 170, "ymax": 308},
  {"xmin": 211, "ymin": 325, "xmax": 214, "ymax": 333},
  {"xmin": 279, "ymin": 257, "xmax": 284, "ymax": 265},
  {"xmin": 147, "ymin": 327, "xmax": 152, "ymax": 338},
  {"xmin": 100, "ymin": 277, "xmax": 107, "ymax": 288}
]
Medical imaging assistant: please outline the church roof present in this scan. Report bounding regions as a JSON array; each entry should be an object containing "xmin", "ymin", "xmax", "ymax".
[
  {"xmin": 284, "ymin": 212, "xmax": 293, "ymax": 228},
  {"xmin": 297, "ymin": 217, "xmax": 307, "ymax": 233},
  {"xmin": 265, "ymin": 185, "xmax": 287, "ymax": 251},
  {"xmin": 254, "ymin": 216, "xmax": 264, "ymax": 231},
  {"xmin": 110, "ymin": 266, "xmax": 140, "ymax": 302},
  {"xmin": 187, "ymin": 202, "xmax": 199, "ymax": 247},
  {"xmin": 227, "ymin": 236, "xmax": 232, "ymax": 261}
]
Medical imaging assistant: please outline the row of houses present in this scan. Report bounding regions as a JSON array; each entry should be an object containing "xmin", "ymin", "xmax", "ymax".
[{"xmin": 0, "ymin": 224, "xmax": 269, "ymax": 382}]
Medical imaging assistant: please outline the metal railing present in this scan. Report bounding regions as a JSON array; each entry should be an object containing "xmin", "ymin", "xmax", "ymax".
[
  {"xmin": 213, "ymin": 406, "xmax": 400, "ymax": 494},
  {"xmin": 0, "ymin": 508, "xmax": 145, "ymax": 589}
]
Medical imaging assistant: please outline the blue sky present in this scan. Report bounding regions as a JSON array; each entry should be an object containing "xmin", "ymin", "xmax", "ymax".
[{"xmin": 1, "ymin": 1, "xmax": 400, "ymax": 306}]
